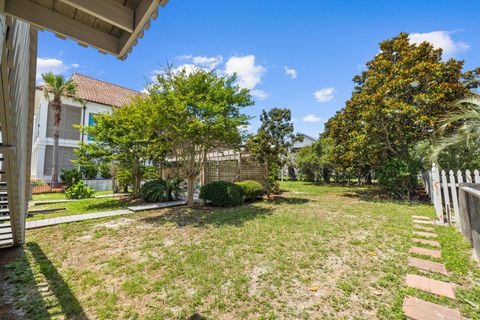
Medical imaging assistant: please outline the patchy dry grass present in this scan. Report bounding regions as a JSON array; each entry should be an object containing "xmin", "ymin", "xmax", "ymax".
[{"xmin": 2, "ymin": 181, "xmax": 479, "ymax": 319}]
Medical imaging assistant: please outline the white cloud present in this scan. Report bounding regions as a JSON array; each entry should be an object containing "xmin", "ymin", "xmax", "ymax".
[
  {"xmin": 36, "ymin": 57, "xmax": 80, "ymax": 82},
  {"xmin": 284, "ymin": 66, "xmax": 297, "ymax": 79},
  {"xmin": 192, "ymin": 55, "xmax": 223, "ymax": 70},
  {"xmin": 225, "ymin": 55, "xmax": 266, "ymax": 90},
  {"xmin": 151, "ymin": 54, "xmax": 268, "ymax": 99},
  {"xmin": 409, "ymin": 31, "xmax": 470, "ymax": 57},
  {"xmin": 314, "ymin": 87, "xmax": 335, "ymax": 103},
  {"xmin": 303, "ymin": 114, "xmax": 322, "ymax": 123},
  {"xmin": 175, "ymin": 55, "xmax": 223, "ymax": 70},
  {"xmin": 251, "ymin": 89, "xmax": 269, "ymax": 100}
]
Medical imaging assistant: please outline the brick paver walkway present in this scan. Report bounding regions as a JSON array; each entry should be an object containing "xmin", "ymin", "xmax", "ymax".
[
  {"xmin": 409, "ymin": 246, "xmax": 441, "ymax": 259},
  {"xmin": 403, "ymin": 296, "xmax": 461, "ymax": 320},
  {"xmin": 407, "ymin": 257, "xmax": 448, "ymax": 275},
  {"xmin": 402, "ymin": 215, "xmax": 462, "ymax": 319},
  {"xmin": 405, "ymin": 274, "xmax": 456, "ymax": 299},
  {"xmin": 413, "ymin": 225, "xmax": 434, "ymax": 232},
  {"xmin": 412, "ymin": 238, "xmax": 441, "ymax": 247}
]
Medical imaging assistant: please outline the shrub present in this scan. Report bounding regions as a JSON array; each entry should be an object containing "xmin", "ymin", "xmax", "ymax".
[
  {"xmin": 200, "ymin": 181, "xmax": 244, "ymax": 207},
  {"xmin": 65, "ymin": 181, "xmax": 95, "ymax": 199},
  {"xmin": 235, "ymin": 180, "xmax": 264, "ymax": 202},
  {"xmin": 60, "ymin": 168, "xmax": 82, "ymax": 188},
  {"xmin": 377, "ymin": 158, "xmax": 422, "ymax": 200},
  {"xmin": 140, "ymin": 180, "xmax": 169, "ymax": 202},
  {"xmin": 166, "ymin": 177, "xmax": 183, "ymax": 200}
]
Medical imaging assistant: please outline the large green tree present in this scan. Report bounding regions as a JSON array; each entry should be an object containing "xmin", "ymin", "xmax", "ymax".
[
  {"xmin": 324, "ymin": 32, "xmax": 478, "ymax": 196},
  {"xmin": 41, "ymin": 72, "xmax": 80, "ymax": 187},
  {"xmin": 247, "ymin": 108, "xmax": 300, "ymax": 196},
  {"xmin": 80, "ymin": 98, "xmax": 158, "ymax": 198},
  {"xmin": 148, "ymin": 67, "xmax": 253, "ymax": 207}
]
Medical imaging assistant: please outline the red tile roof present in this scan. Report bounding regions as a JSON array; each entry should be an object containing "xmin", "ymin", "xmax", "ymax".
[{"xmin": 71, "ymin": 73, "xmax": 145, "ymax": 107}]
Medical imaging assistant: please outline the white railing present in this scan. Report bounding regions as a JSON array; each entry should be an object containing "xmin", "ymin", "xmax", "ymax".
[{"xmin": 422, "ymin": 164, "xmax": 480, "ymax": 224}]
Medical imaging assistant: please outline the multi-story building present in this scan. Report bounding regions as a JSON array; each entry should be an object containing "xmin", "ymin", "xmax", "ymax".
[{"xmin": 31, "ymin": 73, "xmax": 143, "ymax": 180}]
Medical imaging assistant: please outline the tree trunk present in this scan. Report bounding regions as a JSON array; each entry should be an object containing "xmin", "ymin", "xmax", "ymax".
[
  {"xmin": 52, "ymin": 125, "xmax": 60, "ymax": 187},
  {"xmin": 187, "ymin": 176, "xmax": 195, "ymax": 207},
  {"xmin": 133, "ymin": 173, "xmax": 142, "ymax": 198},
  {"xmin": 51, "ymin": 99, "xmax": 62, "ymax": 188},
  {"xmin": 264, "ymin": 163, "xmax": 270, "ymax": 198}
]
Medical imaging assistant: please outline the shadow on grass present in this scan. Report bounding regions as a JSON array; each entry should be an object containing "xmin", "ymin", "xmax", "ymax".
[
  {"xmin": 267, "ymin": 196, "xmax": 310, "ymax": 205},
  {"xmin": 188, "ymin": 313, "xmax": 207, "ymax": 320},
  {"xmin": 341, "ymin": 187, "xmax": 429, "ymax": 205},
  {"xmin": 141, "ymin": 204, "xmax": 273, "ymax": 228},
  {"xmin": 84, "ymin": 199, "xmax": 128, "ymax": 212},
  {"xmin": 0, "ymin": 243, "xmax": 88, "ymax": 319}
]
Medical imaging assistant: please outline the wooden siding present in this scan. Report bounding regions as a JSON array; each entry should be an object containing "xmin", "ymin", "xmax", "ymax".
[{"xmin": 0, "ymin": 14, "xmax": 37, "ymax": 245}]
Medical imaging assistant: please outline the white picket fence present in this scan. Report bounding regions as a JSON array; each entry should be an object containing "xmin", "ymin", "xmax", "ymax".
[{"xmin": 422, "ymin": 163, "xmax": 480, "ymax": 225}]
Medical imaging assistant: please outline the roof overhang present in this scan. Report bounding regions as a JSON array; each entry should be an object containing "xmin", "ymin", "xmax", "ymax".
[{"xmin": 0, "ymin": 0, "xmax": 169, "ymax": 60}]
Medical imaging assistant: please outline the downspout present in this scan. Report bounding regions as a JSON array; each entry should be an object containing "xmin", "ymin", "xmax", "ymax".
[{"xmin": 80, "ymin": 102, "xmax": 87, "ymax": 144}]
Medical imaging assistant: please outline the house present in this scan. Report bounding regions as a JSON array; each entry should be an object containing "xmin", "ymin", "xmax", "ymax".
[
  {"xmin": 0, "ymin": 0, "xmax": 169, "ymax": 246},
  {"xmin": 293, "ymin": 133, "xmax": 317, "ymax": 151},
  {"xmin": 31, "ymin": 73, "xmax": 144, "ymax": 180}
]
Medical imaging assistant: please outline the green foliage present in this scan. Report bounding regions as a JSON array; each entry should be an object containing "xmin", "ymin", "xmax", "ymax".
[
  {"xmin": 165, "ymin": 177, "xmax": 183, "ymax": 200},
  {"xmin": 98, "ymin": 162, "xmax": 112, "ymax": 179},
  {"xmin": 60, "ymin": 168, "xmax": 81, "ymax": 188},
  {"xmin": 140, "ymin": 180, "xmax": 170, "ymax": 202},
  {"xmin": 200, "ymin": 181, "xmax": 244, "ymax": 207},
  {"xmin": 65, "ymin": 181, "xmax": 95, "ymax": 199},
  {"xmin": 296, "ymin": 137, "xmax": 333, "ymax": 184},
  {"xmin": 377, "ymin": 158, "xmax": 422, "ymax": 199},
  {"xmin": 247, "ymin": 108, "xmax": 301, "ymax": 196},
  {"xmin": 323, "ymin": 32, "xmax": 478, "ymax": 196},
  {"xmin": 140, "ymin": 178, "xmax": 183, "ymax": 203},
  {"xmin": 80, "ymin": 165, "xmax": 98, "ymax": 180},
  {"xmin": 432, "ymin": 94, "xmax": 480, "ymax": 169},
  {"xmin": 235, "ymin": 180, "xmax": 264, "ymax": 202},
  {"xmin": 148, "ymin": 66, "xmax": 253, "ymax": 207}
]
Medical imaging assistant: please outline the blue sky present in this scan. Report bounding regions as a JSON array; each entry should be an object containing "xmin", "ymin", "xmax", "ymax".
[{"xmin": 36, "ymin": 0, "xmax": 480, "ymax": 138}]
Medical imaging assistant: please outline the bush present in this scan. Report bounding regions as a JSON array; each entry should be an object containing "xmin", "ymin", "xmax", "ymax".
[
  {"xmin": 235, "ymin": 180, "xmax": 264, "ymax": 202},
  {"xmin": 65, "ymin": 181, "xmax": 95, "ymax": 199},
  {"xmin": 166, "ymin": 177, "xmax": 183, "ymax": 200},
  {"xmin": 140, "ymin": 180, "xmax": 169, "ymax": 202},
  {"xmin": 60, "ymin": 168, "xmax": 82, "ymax": 188},
  {"xmin": 200, "ymin": 181, "xmax": 244, "ymax": 207},
  {"xmin": 377, "ymin": 158, "xmax": 422, "ymax": 200}
]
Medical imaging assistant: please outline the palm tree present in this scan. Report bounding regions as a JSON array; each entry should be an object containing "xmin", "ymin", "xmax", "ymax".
[
  {"xmin": 41, "ymin": 72, "xmax": 79, "ymax": 187},
  {"xmin": 432, "ymin": 93, "xmax": 480, "ymax": 160}
]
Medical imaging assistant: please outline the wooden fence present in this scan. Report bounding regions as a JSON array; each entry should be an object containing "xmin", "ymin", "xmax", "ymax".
[
  {"xmin": 422, "ymin": 164, "xmax": 480, "ymax": 225},
  {"xmin": 205, "ymin": 154, "xmax": 264, "ymax": 184}
]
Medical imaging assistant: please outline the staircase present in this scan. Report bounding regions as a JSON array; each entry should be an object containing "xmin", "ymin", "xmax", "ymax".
[{"xmin": 0, "ymin": 160, "xmax": 13, "ymax": 247}]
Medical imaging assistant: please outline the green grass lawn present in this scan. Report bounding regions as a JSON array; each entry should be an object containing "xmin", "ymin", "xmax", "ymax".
[
  {"xmin": 28, "ymin": 191, "xmax": 131, "ymax": 221},
  {"xmin": 3, "ymin": 181, "xmax": 479, "ymax": 319},
  {"xmin": 31, "ymin": 190, "xmax": 115, "ymax": 202}
]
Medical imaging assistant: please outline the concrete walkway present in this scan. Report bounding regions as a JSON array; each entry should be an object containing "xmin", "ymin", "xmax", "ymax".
[
  {"xmin": 25, "ymin": 199, "xmax": 187, "ymax": 229},
  {"xmin": 26, "ymin": 210, "xmax": 132, "ymax": 229}
]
